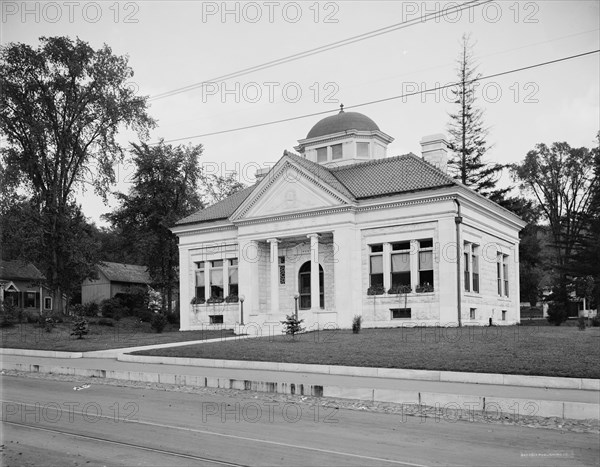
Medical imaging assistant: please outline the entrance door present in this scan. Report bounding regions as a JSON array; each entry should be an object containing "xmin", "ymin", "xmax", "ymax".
[{"xmin": 298, "ymin": 261, "xmax": 324, "ymax": 309}]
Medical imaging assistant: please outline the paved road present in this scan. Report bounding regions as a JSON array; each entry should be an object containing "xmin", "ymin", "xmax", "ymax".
[{"xmin": 2, "ymin": 375, "xmax": 598, "ymax": 466}]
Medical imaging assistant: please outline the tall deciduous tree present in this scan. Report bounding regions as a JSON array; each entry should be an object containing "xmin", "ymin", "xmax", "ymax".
[
  {"xmin": 447, "ymin": 34, "xmax": 504, "ymax": 199},
  {"xmin": 512, "ymin": 138, "xmax": 598, "ymax": 310},
  {"xmin": 0, "ymin": 36, "xmax": 154, "ymax": 310},
  {"xmin": 105, "ymin": 141, "xmax": 204, "ymax": 313}
]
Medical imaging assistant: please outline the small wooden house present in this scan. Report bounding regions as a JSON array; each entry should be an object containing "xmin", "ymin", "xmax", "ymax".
[
  {"xmin": 81, "ymin": 262, "xmax": 151, "ymax": 304},
  {"xmin": 0, "ymin": 260, "xmax": 56, "ymax": 312}
]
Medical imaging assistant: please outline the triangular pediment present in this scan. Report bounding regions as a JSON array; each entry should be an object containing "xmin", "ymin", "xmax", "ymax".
[{"xmin": 232, "ymin": 159, "xmax": 352, "ymax": 220}]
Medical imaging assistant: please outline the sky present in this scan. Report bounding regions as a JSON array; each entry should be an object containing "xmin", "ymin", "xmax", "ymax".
[{"xmin": 2, "ymin": 0, "xmax": 599, "ymax": 225}]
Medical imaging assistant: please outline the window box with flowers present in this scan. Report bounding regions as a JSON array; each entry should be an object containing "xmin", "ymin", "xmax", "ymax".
[
  {"xmin": 367, "ymin": 285, "xmax": 386, "ymax": 295},
  {"xmin": 207, "ymin": 296, "xmax": 225, "ymax": 304},
  {"xmin": 190, "ymin": 297, "xmax": 206, "ymax": 305},
  {"xmin": 225, "ymin": 294, "xmax": 239, "ymax": 303},
  {"xmin": 416, "ymin": 283, "xmax": 434, "ymax": 293},
  {"xmin": 388, "ymin": 285, "xmax": 412, "ymax": 295}
]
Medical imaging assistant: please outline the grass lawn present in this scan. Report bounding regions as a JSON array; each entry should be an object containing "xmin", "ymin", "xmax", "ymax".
[
  {"xmin": 134, "ymin": 326, "xmax": 600, "ymax": 379},
  {"xmin": 0, "ymin": 317, "xmax": 235, "ymax": 352}
]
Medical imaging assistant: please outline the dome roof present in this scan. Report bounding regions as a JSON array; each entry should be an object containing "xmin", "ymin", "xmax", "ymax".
[{"xmin": 306, "ymin": 109, "xmax": 380, "ymax": 139}]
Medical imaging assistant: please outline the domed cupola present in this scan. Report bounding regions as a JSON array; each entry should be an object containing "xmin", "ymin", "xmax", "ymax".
[{"xmin": 295, "ymin": 105, "xmax": 394, "ymax": 167}]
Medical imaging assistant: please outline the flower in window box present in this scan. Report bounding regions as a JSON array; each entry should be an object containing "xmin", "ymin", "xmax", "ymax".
[
  {"xmin": 225, "ymin": 294, "xmax": 239, "ymax": 303},
  {"xmin": 388, "ymin": 285, "xmax": 412, "ymax": 295},
  {"xmin": 207, "ymin": 296, "xmax": 225, "ymax": 304},
  {"xmin": 367, "ymin": 285, "xmax": 386, "ymax": 295},
  {"xmin": 416, "ymin": 283, "xmax": 434, "ymax": 293},
  {"xmin": 190, "ymin": 297, "xmax": 205, "ymax": 305}
]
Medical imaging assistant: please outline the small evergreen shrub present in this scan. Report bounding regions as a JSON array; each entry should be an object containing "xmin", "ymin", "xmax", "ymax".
[
  {"xmin": 0, "ymin": 301, "xmax": 16, "ymax": 328},
  {"xmin": 71, "ymin": 317, "xmax": 89, "ymax": 339},
  {"xmin": 166, "ymin": 312, "xmax": 179, "ymax": 325},
  {"xmin": 578, "ymin": 316, "xmax": 586, "ymax": 331},
  {"xmin": 281, "ymin": 314, "xmax": 305, "ymax": 337},
  {"xmin": 352, "ymin": 315, "xmax": 362, "ymax": 334},
  {"xmin": 591, "ymin": 315, "xmax": 600, "ymax": 327}
]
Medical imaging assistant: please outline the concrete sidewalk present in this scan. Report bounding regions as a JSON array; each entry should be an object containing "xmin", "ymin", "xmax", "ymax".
[{"xmin": 2, "ymin": 352, "xmax": 598, "ymax": 421}]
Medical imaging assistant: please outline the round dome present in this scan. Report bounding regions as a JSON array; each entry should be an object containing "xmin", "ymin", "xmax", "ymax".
[{"xmin": 306, "ymin": 110, "xmax": 380, "ymax": 139}]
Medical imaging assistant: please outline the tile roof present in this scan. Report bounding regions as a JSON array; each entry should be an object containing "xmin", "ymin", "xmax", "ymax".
[
  {"xmin": 175, "ymin": 153, "xmax": 456, "ymax": 226},
  {"xmin": 98, "ymin": 262, "xmax": 151, "ymax": 284},
  {"xmin": 330, "ymin": 153, "xmax": 456, "ymax": 199},
  {"xmin": 176, "ymin": 185, "xmax": 257, "ymax": 225},
  {"xmin": 0, "ymin": 260, "xmax": 45, "ymax": 281},
  {"xmin": 283, "ymin": 151, "xmax": 356, "ymax": 200}
]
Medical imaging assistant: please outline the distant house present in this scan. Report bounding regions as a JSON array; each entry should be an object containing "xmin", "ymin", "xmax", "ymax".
[
  {"xmin": 0, "ymin": 260, "xmax": 57, "ymax": 312},
  {"xmin": 81, "ymin": 262, "xmax": 151, "ymax": 304}
]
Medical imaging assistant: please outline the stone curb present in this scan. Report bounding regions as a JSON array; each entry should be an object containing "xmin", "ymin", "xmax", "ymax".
[
  {"xmin": 2, "ymin": 361, "xmax": 598, "ymax": 421},
  {"xmin": 118, "ymin": 354, "xmax": 600, "ymax": 391},
  {"xmin": 2, "ymin": 347, "xmax": 599, "ymax": 391}
]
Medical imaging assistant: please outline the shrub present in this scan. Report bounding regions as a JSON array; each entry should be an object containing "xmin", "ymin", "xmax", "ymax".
[
  {"xmin": 114, "ymin": 288, "xmax": 147, "ymax": 317},
  {"xmin": 0, "ymin": 301, "xmax": 16, "ymax": 328},
  {"xmin": 42, "ymin": 316, "xmax": 55, "ymax": 332},
  {"xmin": 100, "ymin": 298, "xmax": 127, "ymax": 321},
  {"xmin": 151, "ymin": 313, "xmax": 168, "ymax": 333},
  {"xmin": 281, "ymin": 314, "xmax": 304, "ymax": 337},
  {"xmin": 71, "ymin": 317, "xmax": 89, "ymax": 339},
  {"xmin": 138, "ymin": 309, "xmax": 154, "ymax": 323},
  {"xmin": 70, "ymin": 304, "xmax": 84, "ymax": 317},
  {"xmin": 546, "ymin": 302, "xmax": 568, "ymax": 326},
  {"xmin": 166, "ymin": 312, "xmax": 179, "ymax": 325},
  {"xmin": 352, "ymin": 315, "xmax": 362, "ymax": 334},
  {"xmin": 26, "ymin": 312, "xmax": 39, "ymax": 324},
  {"xmin": 98, "ymin": 318, "xmax": 115, "ymax": 327},
  {"xmin": 578, "ymin": 316, "xmax": 586, "ymax": 331},
  {"xmin": 591, "ymin": 315, "xmax": 600, "ymax": 327},
  {"xmin": 82, "ymin": 302, "xmax": 100, "ymax": 317}
]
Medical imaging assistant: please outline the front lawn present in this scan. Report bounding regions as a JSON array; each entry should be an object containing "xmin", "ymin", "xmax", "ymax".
[
  {"xmin": 134, "ymin": 326, "xmax": 600, "ymax": 379},
  {"xmin": 0, "ymin": 317, "xmax": 235, "ymax": 352}
]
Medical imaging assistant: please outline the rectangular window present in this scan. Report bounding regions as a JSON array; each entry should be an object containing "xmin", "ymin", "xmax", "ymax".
[
  {"xmin": 464, "ymin": 250, "xmax": 470, "ymax": 292},
  {"xmin": 370, "ymin": 254, "xmax": 384, "ymax": 287},
  {"xmin": 228, "ymin": 258, "xmax": 238, "ymax": 296},
  {"xmin": 357, "ymin": 142, "xmax": 369, "ymax": 158},
  {"xmin": 331, "ymin": 143, "xmax": 343, "ymax": 160},
  {"xmin": 497, "ymin": 256, "xmax": 502, "ymax": 296},
  {"xmin": 210, "ymin": 260, "xmax": 224, "ymax": 299},
  {"xmin": 279, "ymin": 256, "xmax": 285, "ymax": 285},
  {"xmin": 316, "ymin": 147, "xmax": 327, "ymax": 163},
  {"xmin": 25, "ymin": 292, "xmax": 37, "ymax": 308},
  {"xmin": 472, "ymin": 246, "xmax": 479, "ymax": 293},
  {"xmin": 470, "ymin": 308, "xmax": 476, "ymax": 320},
  {"xmin": 503, "ymin": 256, "xmax": 509, "ymax": 297},
  {"xmin": 391, "ymin": 246, "xmax": 411, "ymax": 288},
  {"xmin": 44, "ymin": 297, "xmax": 52, "ymax": 310},
  {"xmin": 502, "ymin": 310, "xmax": 507, "ymax": 321},
  {"xmin": 418, "ymin": 239, "xmax": 434, "ymax": 288},
  {"xmin": 209, "ymin": 315, "xmax": 224, "ymax": 324},
  {"xmin": 195, "ymin": 262, "xmax": 205, "ymax": 301},
  {"xmin": 391, "ymin": 308, "xmax": 411, "ymax": 319}
]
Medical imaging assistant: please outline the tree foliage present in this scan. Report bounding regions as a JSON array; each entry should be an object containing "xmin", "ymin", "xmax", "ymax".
[
  {"xmin": 447, "ymin": 34, "xmax": 504, "ymax": 199},
  {"xmin": 512, "ymin": 136, "xmax": 599, "ymax": 310},
  {"xmin": 104, "ymin": 141, "xmax": 204, "ymax": 312},
  {"xmin": 0, "ymin": 36, "xmax": 154, "ymax": 308}
]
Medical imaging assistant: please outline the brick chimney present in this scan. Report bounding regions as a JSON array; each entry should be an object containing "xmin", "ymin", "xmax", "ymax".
[{"xmin": 420, "ymin": 134, "xmax": 449, "ymax": 173}]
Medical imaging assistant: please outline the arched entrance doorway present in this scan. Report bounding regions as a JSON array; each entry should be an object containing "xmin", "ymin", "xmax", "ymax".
[{"xmin": 298, "ymin": 261, "xmax": 324, "ymax": 309}]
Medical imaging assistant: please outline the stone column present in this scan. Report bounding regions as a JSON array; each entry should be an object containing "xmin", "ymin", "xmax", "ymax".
[
  {"xmin": 307, "ymin": 233, "xmax": 320, "ymax": 310},
  {"xmin": 267, "ymin": 238, "xmax": 280, "ymax": 314}
]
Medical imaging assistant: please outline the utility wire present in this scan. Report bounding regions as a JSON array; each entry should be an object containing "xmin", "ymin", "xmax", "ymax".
[
  {"xmin": 156, "ymin": 49, "xmax": 600, "ymax": 144},
  {"xmin": 149, "ymin": 0, "xmax": 493, "ymax": 101}
]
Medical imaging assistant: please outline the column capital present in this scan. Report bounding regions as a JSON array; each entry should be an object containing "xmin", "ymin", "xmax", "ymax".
[
  {"xmin": 306, "ymin": 233, "xmax": 321, "ymax": 239},
  {"xmin": 266, "ymin": 238, "xmax": 281, "ymax": 244}
]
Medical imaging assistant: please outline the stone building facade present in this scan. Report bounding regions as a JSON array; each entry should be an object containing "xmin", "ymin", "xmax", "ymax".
[{"xmin": 172, "ymin": 109, "xmax": 525, "ymax": 333}]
